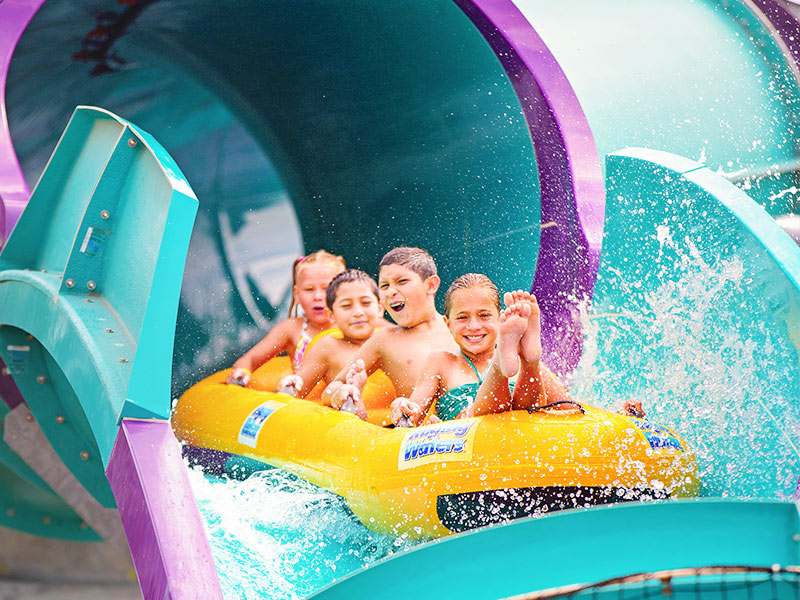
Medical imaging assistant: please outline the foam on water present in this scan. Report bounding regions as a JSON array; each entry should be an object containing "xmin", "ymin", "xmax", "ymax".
[{"xmin": 186, "ymin": 465, "xmax": 419, "ymax": 600}]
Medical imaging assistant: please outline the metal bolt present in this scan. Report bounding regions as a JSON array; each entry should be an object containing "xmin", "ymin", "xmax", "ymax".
[
  {"xmin": 5, "ymin": 508, "xmax": 14, "ymax": 517},
  {"xmin": 794, "ymin": 533, "xmax": 800, "ymax": 543},
  {"xmin": 128, "ymin": 138, "xmax": 137, "ymax": 147},
  {"xmin": 1, "ymin": 367, "xmax": 9, "ymax": 376},
  {"xmin": 42, "ymin": 516, "xmax": 52, "ymax": 525},
  {"xmin": 65, "ymin": 278, "xmax": 75, "ymax": 289},
  {"xmin": 100, "ymin": 210, "xmax": 110, "ymax": 220},
  {"xmin": 87, "ymin": 280, "xmax": 96, "ymax": 291},
  {"xmin": 24, "ymin": 413, "xmax": 33, "ymax": 422},
  {"xmin": 55, "ymin": 415, "xmax": 65, "ymax": 424},
  {"xmin": 105, "ymin": 328, "xmax": 114, "ymax": 334},
  {"xmin": 80, "ymin": 451, "xmax": 90, "ymax": 460},
  {"xmin": 36, "ymin": 375, "xmax": 46, "ymax": 384},
  {"xmin": 118, "ymin": 358, "xmax": 128, "ymax": 363}
]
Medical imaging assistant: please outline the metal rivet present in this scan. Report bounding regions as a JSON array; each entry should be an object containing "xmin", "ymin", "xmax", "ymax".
[
  {"xmin": 118, "ymin": 358, "xmax": 128, "ymax": 363},
  {"xmin": 26, "ymin": 334, "xmax": 33, "ymax": 340},
  {"xmin": 42, "ymin": 516, "xmax": 52, "ymax": 525},
  {"xmin": 80, "ymin": 521, "xmax": 88, "ymax": 529},
  {"xmin": 105, "ymin": 328, "xmax": 114, "ymax": 333},
  {"xmin": 36, "ymin": 375, "xmax": 46, "ymax": 384},
  {"xmin": 1, "ymin": 367, "xmax": 9, "ymax": 376},
  {"xmin": 87, "ymin": 281, "xmax": 96, "ymax": 291},
  {"xmin": 24, "ymin": 413, "xmax": 33, "ymax": 422},
  {"xmin": 65, "ymin": 278, "xmax": 75, "ymax": 289},
  {"xmin": 128, "ymin": 138, "xmax": 137, "ymax": 147},
  {"xmin": 80, "ymin": 451, "xmax": 89, "ymax": 460},
  {"xmin": 5, "ymin": 508, "xmax": 14, "ymax": 517},
  {"xmin": 794, "ymin": 533, "xmax": 800, "ymax": 542},
  {"xmin": 55, "ymin": 415, "xmax": 65, "ymax": 424},
  {"xmin": 100, "ymin": 210, "xmax": 110, "ymax": 220}
]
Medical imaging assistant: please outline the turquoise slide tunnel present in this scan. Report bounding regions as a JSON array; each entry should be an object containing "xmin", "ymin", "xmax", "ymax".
[{"xmin": 1, "ymin": 0, "xmax": 800, "ymax": 597}]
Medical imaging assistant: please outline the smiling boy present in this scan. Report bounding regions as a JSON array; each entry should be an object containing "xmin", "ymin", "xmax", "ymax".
[
  {"xmin": 279, "ymin": 269, "xmax": 381, "ymax": 397},
  {"xmin": 324, "ymin": 247, "xmax": 458, "ymax": 416}
]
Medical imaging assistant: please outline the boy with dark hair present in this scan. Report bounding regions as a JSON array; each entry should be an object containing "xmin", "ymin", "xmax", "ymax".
[
  {"xmin": 279, "ymin": 269, "xmax": 381, "ymax": 397},
  {"xmin": 324, "ymin": 247, "xmax": 458, "ymax": 418}
]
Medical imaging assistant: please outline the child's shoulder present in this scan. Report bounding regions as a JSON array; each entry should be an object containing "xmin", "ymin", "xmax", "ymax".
[
  {"xmin": 275, "ymin": 316, "xmax": 305, "ymax": 332},
  {"xmin": 372, "ymin": 323, "xmax": 403, "ymax": 340},
  {"xmin": 309, "ymin": 333, "xmax": 341, "ymax": 353},
  {"xmin": 428, "ymin": 348, "xmax": 461, "ymax": 367}
]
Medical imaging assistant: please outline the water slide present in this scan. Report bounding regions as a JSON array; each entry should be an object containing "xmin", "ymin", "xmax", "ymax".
[{"xmin": 1, "ymin": 0, "xmax": 800, "ymax": 598}]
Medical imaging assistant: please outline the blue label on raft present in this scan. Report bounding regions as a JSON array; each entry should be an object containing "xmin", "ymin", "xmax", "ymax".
[
  {"xmin": 632, "ymin": 419, "xmax": 684, "ymax": 452},
  {"xmin": 238, "ymin": 401, "xmax": 283, "ymax": 448}
]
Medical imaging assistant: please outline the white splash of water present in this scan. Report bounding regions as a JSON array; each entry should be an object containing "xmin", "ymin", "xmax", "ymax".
[
  {"xmin": 186, "ymin": 465, "xmax": 417, "ymax": 600},
  {"xmin": 573, "ymin": 226, "xmax": 800, "ymax": 499}
]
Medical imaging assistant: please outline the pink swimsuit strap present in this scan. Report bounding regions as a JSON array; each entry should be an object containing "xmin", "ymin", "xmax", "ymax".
[{"xmin": 291, "ymin": 320, "xmax": 314, "ymax": 370}]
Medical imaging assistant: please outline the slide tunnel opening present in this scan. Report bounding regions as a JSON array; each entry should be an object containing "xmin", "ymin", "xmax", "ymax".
[{"xmin": 7, "ymin": 0, "xmax": 545, "ymax": 394}]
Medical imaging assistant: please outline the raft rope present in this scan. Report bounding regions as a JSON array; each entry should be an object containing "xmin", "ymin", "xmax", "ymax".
[{"xmin": 528, "ymin": 400, "xmax": 586, "ymax": 415}]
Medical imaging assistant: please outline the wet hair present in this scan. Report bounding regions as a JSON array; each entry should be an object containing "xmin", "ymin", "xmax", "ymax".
[
  {"xmin": 289, "ymin": 250, "xmax": 346, "ymax": 316},
  {"xmin": 378, "ymin": 246, "xmax": 437, "ymax": 280},
  {"xmin": 443, "ymin": 273, "xmax": 501, "ymax": 317},
  {"xmin": 326, "ymin": 269, "xmax": 379, "ymax": 309}
]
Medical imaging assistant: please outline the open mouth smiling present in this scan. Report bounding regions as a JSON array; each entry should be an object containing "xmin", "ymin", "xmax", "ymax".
[
  {"xmin": 463, "ymin": 334, "xmax": 486, "ymax": 344},
  {"xmin": 389, "ymin": 301, "xmax": 406, "ymax": 312}
]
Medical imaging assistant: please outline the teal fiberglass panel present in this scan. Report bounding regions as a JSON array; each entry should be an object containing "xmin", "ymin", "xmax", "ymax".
[
  {"xmin": 5, "ymin": 4, "xmax": 303, "ymax": 393},
  {"xmin": 574, "ymin": 148, "xmax": 800, "ymax": 500},
  {"xmin": 513, "ymin": 0, "xmax": 800, "ymax": 213},
  {"xmin": 311, "ymin": 500, "xmax": 800, "ymax": 600},
  {"xmin": 8, "ymin": 0, "xmax": 541, "ymax": 394}
]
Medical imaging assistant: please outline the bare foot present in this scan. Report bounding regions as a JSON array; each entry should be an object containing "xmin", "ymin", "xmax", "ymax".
[
  {"xmin": 496, "ymin": 301, "xmax": 530, "ymax": 377},
  {"xmin": 519, "ymin": 294, "xmax": 542, "ymax": 363}
]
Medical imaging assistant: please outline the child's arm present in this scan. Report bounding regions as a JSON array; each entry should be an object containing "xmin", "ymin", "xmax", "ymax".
[
  {"xmin": 390, "ymin": 354, "xmax": 445, "ymax": 426},
  {"xmin": 283, "ymin": 339, "xmax": 330, "ymax": 398},
  {"xmin": 330, "ymin": 333, "xmax": 383, "ymax": 383},
  {"xmin": 321, "ymin": 333, "xmax": 385, "ymax": 406},
  {"xmin": 228, "ymin": 319, "xmax": 296, "ymax": 385}
]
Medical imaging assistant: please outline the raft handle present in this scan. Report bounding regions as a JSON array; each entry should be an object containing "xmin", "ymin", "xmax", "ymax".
[
  {"xmin": 230, "ymin": 376, "xmax": 247, "ymax": 387},
  {"xmin": 527, "ymin": 400, "xmax": 585, "ymax": 414},
  {"xmin": 278, "ymin": 384, "xmax": 297, "ymax": 396},
  {"xmin": 396, "ymin": 413, "xmax": 413, "ymax": 428},
  {"xmin": 341, "ymin": 393, "xmax": 358, "ymax": 415}
]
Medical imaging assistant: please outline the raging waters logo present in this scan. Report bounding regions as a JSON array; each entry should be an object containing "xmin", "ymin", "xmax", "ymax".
[{"xmin": 397, "ymin": 420, "xmax": 478, "ymax": 470}]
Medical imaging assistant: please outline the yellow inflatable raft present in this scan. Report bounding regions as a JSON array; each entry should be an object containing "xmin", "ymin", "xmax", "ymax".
[{"xmin": 172, "ymin": 368, "xmax": 700, "ymax": 539}]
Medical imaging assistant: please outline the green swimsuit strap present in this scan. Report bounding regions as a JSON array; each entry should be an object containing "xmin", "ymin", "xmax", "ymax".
[{"xmin": 459, "ymin": 350, "xmax": 491, "ymax": 384}]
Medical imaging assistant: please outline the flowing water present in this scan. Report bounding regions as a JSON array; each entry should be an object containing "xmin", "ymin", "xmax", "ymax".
[
  {"xmin": 187, "ymin": 466, "xmax": 420, "ymax": 600},
  {"xmin": 188, "ymin": 221, "xmax": 800, "ymax": 599}
]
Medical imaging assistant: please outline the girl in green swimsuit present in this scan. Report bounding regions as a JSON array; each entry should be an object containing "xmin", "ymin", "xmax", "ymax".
[{"xmin": 390, "ymin": 274, "xmax": 571, "ymax": 426}]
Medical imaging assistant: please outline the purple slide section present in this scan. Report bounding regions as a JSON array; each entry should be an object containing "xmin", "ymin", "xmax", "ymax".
[
  {"xmin": 0, "ymin": 0, "xmax": 43, "ymax": 244},
  {"xmin": 455, "ymin": 0, "xmax": 605, "ymax": 376},
  {"xmin": 0, "ymin": 355, "xmax": 24, "ymax": 410},
  {"xmin": 750, "ymin": 1, "xmax": 800, "ymax": 75},
  {"xmin": 106, "ymin": 419, "xmax": 223, "ymax": 600}
]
